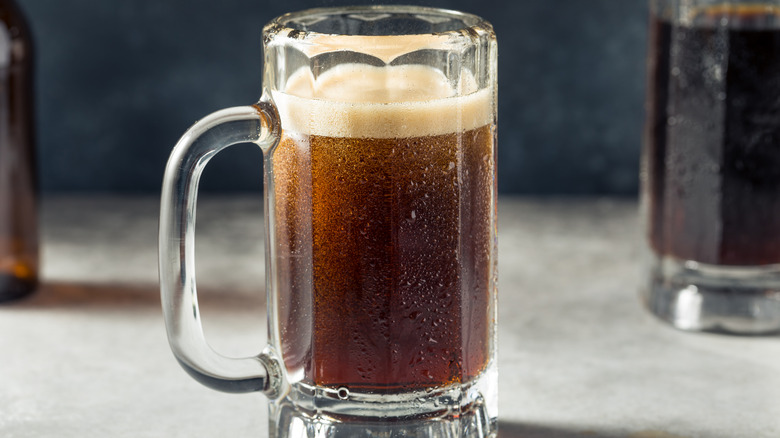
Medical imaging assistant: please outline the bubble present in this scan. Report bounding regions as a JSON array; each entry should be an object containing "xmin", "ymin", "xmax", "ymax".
[
  {"xmin": 711, "ymin": 64, "xmax": 723, "ymax": 81},
  {"xmin": 337, "ymin": 387, "xmax": 350, "ymax": 400}
]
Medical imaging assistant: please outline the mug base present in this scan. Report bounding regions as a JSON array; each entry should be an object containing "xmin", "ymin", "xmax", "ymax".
[
  {"xmin": 642, "ymin": 255, "xmax": 780, "ymax": 335},
  {"xmin": 270, "ymin": 397, "xmax": 495, "ymax": 438},
  {"xmin": 271, "ymin": 364, "xmax": 497, "ymax": 437}
]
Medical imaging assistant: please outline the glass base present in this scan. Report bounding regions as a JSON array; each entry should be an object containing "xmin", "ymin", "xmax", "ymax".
[
  {"xmin": 0, "ymin": 273, "xmax": 36, "ymax": 303},
  {"xmin": 642, "ymin": 255, "xmax": 780, "ymax": 335},
  {"xmin": 271, "ymin": 364, "xmax": 497, "ymax": 438},
  {"xmin": 270, "ymin": 396, "xmax": 495, "ymax": 438}
]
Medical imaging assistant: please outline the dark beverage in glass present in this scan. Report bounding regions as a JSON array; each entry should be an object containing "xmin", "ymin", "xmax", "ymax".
[
  {"xmin": 645, "ymin": 5, "xmax": 780, "ymax": 266},
  {"xmin": 272, "ymin": 65, "xmax": 495, "ymax": 391},
  {"xmin": 642, "ymin": 1, "xmax": 780, "ymax": 334},
  {"xmin": 159, "ymin": 7, "xmax": 498, "ymax": 434},
  {"xmin": 0, "ymin": 0, "xmax": 37, "ymax": 303}
]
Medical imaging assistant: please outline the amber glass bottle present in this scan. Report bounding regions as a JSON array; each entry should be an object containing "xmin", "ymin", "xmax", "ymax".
[{"xmin": 0, "ymin": 0, "xmax": 37, "ymax": 302}]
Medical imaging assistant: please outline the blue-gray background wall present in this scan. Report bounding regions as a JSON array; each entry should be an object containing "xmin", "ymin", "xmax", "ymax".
[{"xmin": 21, "ymin": 0, "xmax": 649, "ymax": 195}]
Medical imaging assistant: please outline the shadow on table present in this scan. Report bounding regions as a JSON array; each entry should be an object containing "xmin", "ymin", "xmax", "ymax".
[
  {"xmin": 9, "ymin": 281, "xmax": 261, "ymax": 310},
  {"xmin": 499, "ymin": 421, "xmax": 622, "ymax": 438}
]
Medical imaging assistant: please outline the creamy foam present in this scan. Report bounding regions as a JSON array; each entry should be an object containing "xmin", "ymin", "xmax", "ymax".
[{"xmin": 271, "ymin": 64, "xmax": 493, "ymax": 138}]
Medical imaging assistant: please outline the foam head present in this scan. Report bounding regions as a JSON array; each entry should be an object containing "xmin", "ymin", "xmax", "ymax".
[{"xmin": 272, "ymin": 63, "xmax": 493, "ymax": 138}]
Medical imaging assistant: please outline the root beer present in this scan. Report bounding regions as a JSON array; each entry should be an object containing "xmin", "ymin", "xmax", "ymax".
[
  {"xmin": 271, "ymin": 64, "xmax": 495, "ymax": 391},
  {"xmin": 644, "ymin": 5, "xmax": 780, "ymax": 266}
]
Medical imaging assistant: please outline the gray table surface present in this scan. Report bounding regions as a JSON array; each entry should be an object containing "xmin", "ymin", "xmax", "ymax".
[{"xmin": 1, "ymin": 196, "xmax": 778, "ymax": 438}]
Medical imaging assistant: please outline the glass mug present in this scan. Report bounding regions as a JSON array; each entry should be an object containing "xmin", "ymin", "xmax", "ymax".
[
  {"xmin": 641, "ymin": 0, "xmax": 780, "ymax": 334},
  {"xmin": 159, "ymin": 6, "xmax": 498, "ymax": 437}
]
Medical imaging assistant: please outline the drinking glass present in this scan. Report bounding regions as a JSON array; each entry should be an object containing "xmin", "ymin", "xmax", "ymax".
[
  {"xmin": 159, "ymin": 6, "xmax": 498, "ymax": 436},
  {"xmin": 641, "ymin": 0, "xmax": 780, "ymax": 334}
]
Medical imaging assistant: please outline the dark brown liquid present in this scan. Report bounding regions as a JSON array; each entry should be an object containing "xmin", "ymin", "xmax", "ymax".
[
  {"xmin": 0, "ymin": 0, "xmax": 37, "ymax": 302},
  {"xmin": 272, "ymin": 125, "xmax": 495, "ymax": 392},
  {"xmin": 644, "ymin": 6, "xmax": 780, "ymax": 265}
]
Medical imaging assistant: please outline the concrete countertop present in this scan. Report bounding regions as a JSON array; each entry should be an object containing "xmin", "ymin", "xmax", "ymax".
[{"xmin": 1, "ymin": 196, "xmax": 778, "ymax": 438}]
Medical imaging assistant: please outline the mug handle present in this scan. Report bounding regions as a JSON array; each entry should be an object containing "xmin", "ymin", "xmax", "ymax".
[{"xmin": 159, "ymin": 101, "xmax": 283, "ymax": 396}]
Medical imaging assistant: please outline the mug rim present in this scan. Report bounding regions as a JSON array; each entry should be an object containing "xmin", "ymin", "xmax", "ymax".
[{"xmin": 264, "ymin": 5, "xmax": 491, "ymax": 38}]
